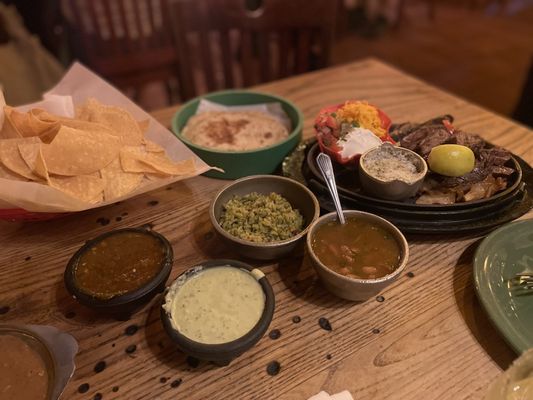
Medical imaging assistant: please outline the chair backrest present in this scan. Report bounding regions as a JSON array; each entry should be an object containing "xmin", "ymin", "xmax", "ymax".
[
  {"xmin": 62, "ymin": 0, "xmax": 177, "ymax": 81},
  {"xmin": 172, "ymin": 0, "xmax": 337, "ymax": 99}
]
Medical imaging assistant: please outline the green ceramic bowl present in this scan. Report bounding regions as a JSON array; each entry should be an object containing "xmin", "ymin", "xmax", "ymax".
[{"xmin": 171, "ymin": 90, "xmax": 303, "ymax": 179}]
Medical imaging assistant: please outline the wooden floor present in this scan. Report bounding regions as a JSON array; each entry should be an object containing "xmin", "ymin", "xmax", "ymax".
[{"xmin": 331, "ymin": 1, "xmax": 533, "ymax": 117}]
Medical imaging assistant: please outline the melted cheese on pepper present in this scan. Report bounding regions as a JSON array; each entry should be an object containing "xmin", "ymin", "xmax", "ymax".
[{"xmin": 336, "ymin": 101, "xmax": 386, "ymax": 137}]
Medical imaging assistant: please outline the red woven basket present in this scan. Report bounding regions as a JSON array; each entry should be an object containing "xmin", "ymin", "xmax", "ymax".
[{"xmin": 0, "ymin": 208, "xmax": 68, "ymax": 222}]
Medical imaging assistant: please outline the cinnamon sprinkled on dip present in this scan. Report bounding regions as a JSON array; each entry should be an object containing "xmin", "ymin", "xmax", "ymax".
[{"xmin": 182, "ymin": 111, "xmax": 288, "ymax": 151}]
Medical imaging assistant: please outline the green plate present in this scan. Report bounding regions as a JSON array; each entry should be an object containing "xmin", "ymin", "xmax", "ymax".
[{"xmin": 474, "ymin": 219, "xmax": 533, "ymax": 353}]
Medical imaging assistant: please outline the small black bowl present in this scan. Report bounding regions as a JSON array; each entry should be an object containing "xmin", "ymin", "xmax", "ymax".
[
  {"xmin": 64, "ymin": 228, "xmax": 173, "ymax": 320},
  {"xmin": 160, "ymin": 259, "xmax": 275, "ymax": 366}
]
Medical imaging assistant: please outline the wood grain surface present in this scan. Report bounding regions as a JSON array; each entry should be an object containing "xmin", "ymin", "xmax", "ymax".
[{"xmin": 1, "ymin": 58, "xmax": 532, "ymax": 400}]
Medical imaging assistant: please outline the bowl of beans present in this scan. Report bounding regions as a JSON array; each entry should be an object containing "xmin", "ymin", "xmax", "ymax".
[{"xmin": 306, "ymin": 210, "xmax": 409, "ymax": 301}]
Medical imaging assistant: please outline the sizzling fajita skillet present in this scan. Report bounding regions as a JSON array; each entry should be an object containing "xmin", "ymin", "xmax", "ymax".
[{"xmin": 283, "ymin": 130, "xmax": 533, "ymax": 234}]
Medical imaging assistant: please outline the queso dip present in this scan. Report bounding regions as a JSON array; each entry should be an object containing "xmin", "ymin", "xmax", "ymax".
[{"xmin": 164, "ymin": 266, "xmax": 265, "ymax": 344}]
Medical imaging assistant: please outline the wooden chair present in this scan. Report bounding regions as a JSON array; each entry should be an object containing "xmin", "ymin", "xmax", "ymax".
[
  {"xmin": 171, "ymin": 0, "xmax": 338, "ymax": 99},
  {"xmin": 61, "ymin": 0, "xmax": 183, "ymax": 100}
]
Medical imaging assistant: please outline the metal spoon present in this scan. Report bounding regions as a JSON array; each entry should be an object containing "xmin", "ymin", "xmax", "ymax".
[{"xmin": 316, "ymin": 153, "xmax": 346, "ymax": 224}]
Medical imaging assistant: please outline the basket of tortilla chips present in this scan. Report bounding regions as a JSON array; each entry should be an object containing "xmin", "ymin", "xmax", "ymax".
[{"xmin": 0, "ymin": 63, "xmax": 212, "ymax": 221}]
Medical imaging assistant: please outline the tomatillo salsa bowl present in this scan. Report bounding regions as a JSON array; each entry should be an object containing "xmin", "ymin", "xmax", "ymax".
[
  {"xmin": 64, "ymin": 228, "xmax": 173, "ymax": 319},
  {"xmin": 171, "ymin": 90, "xmax": 303, "ymax": 179},
  {"xmin": 160, "ymin": 259, "xmax": 275, "ymax": 366},
  {"xmin": 306, "ymin": 210, "xmax": 409, "ymax": 301},
  {"xmin": 210, "ymin": 175, "xmax": 320, "ymax": 260}
]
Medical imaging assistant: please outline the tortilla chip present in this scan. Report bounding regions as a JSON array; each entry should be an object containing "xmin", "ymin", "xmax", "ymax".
[
  {"xmin": 143, "ymin": 139, "xmax": 165, "ymax": 153},
  {"xmin": 42, "ymin": 125, "xmax": 121, "ymax": 176},
  {"xmin": 120, "ymin": 146, "xmax": 196, "ymax": 175},
  {"xmin": 1, "ymin": 106, "xmax": 23, "ymax": 139},
  {"xmin": 54, "ymin": 118, "xmax": 116, "ymax": 135},
  {"xmin": 32, "ymin": 111, "xmax": 116, "ymax": 143},
  {"xmin": 0, "ymin": 137, "xmax": 42, "ymax": 180},
  {"xmin": 100, "ymin": 158, "xmax": 144, "ymax": 200},
  {"xmin": 77, "ymin": 98, "xmax": 144, "ymax": 146},
  {"xmin": 19, "ymin": 108, "xmax": 60, "ymax": 137},
  {"xmin": 18, "ymin": 142, "xmax": 49, "ymax": 180},
  {"xmin": 49, "ymin": 174, "xmax": 105, "ymax": 203},
  {"xmin": 120, "ymin": 146, "xmax": 161, "ymax": 174},
  {"xmin": 145, "ymin": 172, "xmax": 171, "ymax": 181},
  {"xmin": 0, "ymin": 161, "xmax": 27, "ymax": 181}
]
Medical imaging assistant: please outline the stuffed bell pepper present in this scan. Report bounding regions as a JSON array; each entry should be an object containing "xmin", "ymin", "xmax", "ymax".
[{"xmin": 314, "ymin": 101, "xmax": 395, "ymax": 164}]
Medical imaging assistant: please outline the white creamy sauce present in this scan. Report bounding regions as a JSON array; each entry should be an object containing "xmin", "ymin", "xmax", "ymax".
[
  {"xmin": 337, "ymin": 128, "xmax": 382, "ymax": 159},
  {"xmin": 165, "ymin": 266, "xmax": 265, "ymax": 344},
  {"xmin": 363, "ymin": 145, "xmax": 422, "ymax": 183},
  {"xmin": 507, "ymin": 376, "xmax": 533, "ymax": 400}
]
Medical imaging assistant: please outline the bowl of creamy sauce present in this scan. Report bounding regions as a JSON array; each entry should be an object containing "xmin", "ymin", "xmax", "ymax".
[
  {"xmin": 359, "ymin": 143, "xmax": 427, "ymax": 200},
  {"xmin": 161, "ymin": 260, "xmax": 275, "ymax": 365}
]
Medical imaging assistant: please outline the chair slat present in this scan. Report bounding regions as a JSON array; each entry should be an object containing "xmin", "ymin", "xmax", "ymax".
[
  {"xmin": 132, "ymin": 0, "xmax": 147, "ymax": 49},
  {"xmin": 240, "ymin": 30, "xmax": 254, "ymax": 87},
  {"xmin": 219, "ymin": 30, "xmax": 235, "ymax": 88},
  {"xmin": 100, "ymin": 0, "xmax": 119, "ymax": 53},
  {"xmin": 295, "ymin": 29, "xmax": 311, "ymax": 74},
  {"xmin": 69, "ymin": 0, "xmax": 94, "ymax": 56},
  {"xmin": 278, "ymin": 29, "xmax": 291, "ymax": 79},
  {"xmin": 117, "ymin": 0, "xmax": 134, "ymax": 52},
  {"xmin": 146, "ymin": 0, "xmax": 158, "ymax": 46},
  {"xmin": 198, "ymin": 30, "xmax": 216, "ymax": 91},
  {"xmin": 258, "ymin": 30, "xmax": 271, "ymax": 82}
]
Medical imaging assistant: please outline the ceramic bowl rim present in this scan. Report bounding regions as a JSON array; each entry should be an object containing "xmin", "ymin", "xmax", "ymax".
[
  {"xmin": 209, "ymin": 174, "xmax": 320, "ymax": 249},
  {"xmin": 306, "ymin": 210, "xmax": 409, "ymax": 284},
  {"xmin": 171, "ymin": 89, "xmax": 304, "ymax": 155}
]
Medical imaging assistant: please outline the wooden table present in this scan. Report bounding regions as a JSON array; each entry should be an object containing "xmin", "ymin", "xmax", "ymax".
[{"xmin": 1, "ymin": 58, "xmax": 532, "ymax": 400}]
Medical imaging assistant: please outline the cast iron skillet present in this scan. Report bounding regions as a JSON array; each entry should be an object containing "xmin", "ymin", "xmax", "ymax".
[
  {"xmin": 64, "ymin": 228, "xmax": 173, "ymax": 320},
  {"xmin": 160, "ymin": 259, "xmax": 275, "ymax": 366},
  {"xmin": 288, "ymin": 141, "xmax": 533, "ymax": 233},
  {"xmin": 306, "ymin": 141, "xmax": 523, "ymax": 211}
]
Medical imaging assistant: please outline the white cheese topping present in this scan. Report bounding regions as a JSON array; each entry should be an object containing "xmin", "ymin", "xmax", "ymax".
[{"xmin": 337, "ymin": 128, "xmax": 382, "ymax": 159}]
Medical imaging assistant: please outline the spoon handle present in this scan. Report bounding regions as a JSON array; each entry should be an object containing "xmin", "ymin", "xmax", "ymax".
[{"xmin": 316, "ymin": 153, "xmax": 346, "ymax": 224}]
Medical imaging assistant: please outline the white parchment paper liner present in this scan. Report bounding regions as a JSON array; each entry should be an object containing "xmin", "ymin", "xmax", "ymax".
[{"xmin": 196, "ymin": 99, "xmax": 291, "ymax": 131}]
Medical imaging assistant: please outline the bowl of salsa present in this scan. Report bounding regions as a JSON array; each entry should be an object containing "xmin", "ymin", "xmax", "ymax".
[
  {"xmin": 64, "ymin": 228, "xmax": 174, "ymax": 319},
  {"xmin": 306, "ymin": 210, "xmax": 409, "ymax": 301},
  {"xmin": 160, "ymin": 259, "xmax": 275, "ymax": 366},
  {"xmin": 0, "ymin": 325, "xmax": 78, "ymax": 400}
]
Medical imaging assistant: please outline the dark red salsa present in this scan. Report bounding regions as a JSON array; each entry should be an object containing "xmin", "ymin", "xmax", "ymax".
[{"xmin": 74, "ymin": 231, "xmax": 166, "ymax": 299}]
